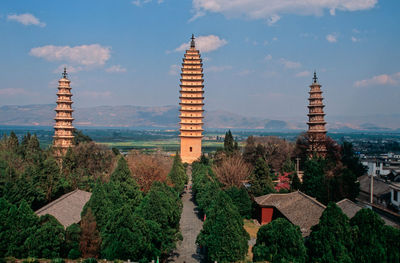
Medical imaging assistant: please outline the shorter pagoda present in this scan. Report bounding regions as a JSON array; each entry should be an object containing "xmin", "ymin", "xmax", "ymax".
[
  {"xmin": 307, "ymin": 71, "xmax": 327, "ymax": 157},
  {"xmin": 53, "ymin": 68, "xmax": 74, "ymax": 156}
]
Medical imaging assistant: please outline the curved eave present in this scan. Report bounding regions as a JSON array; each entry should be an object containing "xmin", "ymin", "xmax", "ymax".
[
  {"xmin": 179, "ymin": 135, "xmax": 204, "ymax": 138},
  {"xmin": 179, "ymin": 115, "xmax": 204, "ymax": 119},
  {"xmin": 179, "ymin": 96, "xmax": 205, "ymax": 100},
  {"xmin": 179, "ymin": 103, "xmax": 204, "ymax": 106},
  {"xmin": 179, "ymin": 109, "xmax": 204, "ymax": 112}
]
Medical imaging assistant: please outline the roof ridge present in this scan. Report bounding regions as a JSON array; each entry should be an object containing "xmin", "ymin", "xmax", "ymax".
[
  {"xmin": 297, "ymin": 191, "xmax": 326, "ymax": 209},
  {"xmin": 35, "ymin": 189, "xmax": 80, "ymax": 214}
]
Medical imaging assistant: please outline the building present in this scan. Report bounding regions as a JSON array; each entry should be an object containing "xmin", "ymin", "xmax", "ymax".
[
  {"xmin": 255, "ymin": 191, "xmax": 400, "ymax": 236},
  {"xmin": 358, "ymin": 174, "xmax": 391, "ymax": 205},
  {"xmin": 307, "ymin": 72, "xmax": 327, "ymax": 157},
  {"xmin": 255, "ymin": 191, "xmax": 326, "ymax": 236},
  {"xmin": 390, "ymin": 183, "xmax": 400, "ymax": 210},
  {"xmin": 35, "ymin": 189, "xmax": 92, "ymax": 228},
  {"xmin": 53, "ymin": 68, "xmax": 75, "ymax": 156},
  {"xmin": 179, "ymin": 35, "xmax": 205, "ymax": 163}
]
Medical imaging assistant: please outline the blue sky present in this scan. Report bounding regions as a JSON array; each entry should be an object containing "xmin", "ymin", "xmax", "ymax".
[{"xmin": 0, "ymin": 0, "xmax": 399, "ymax": 120}]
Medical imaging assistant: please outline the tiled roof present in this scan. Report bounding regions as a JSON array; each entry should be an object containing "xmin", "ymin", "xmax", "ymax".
[
  {"xmin": 359, "ymin": 175, "xmax": 391, "ymax": 196},
  {"xmin": 255, "ymin": 191, "xmax": 326, "ymax": 236},
  {"xmin": 35, "ymin": 189, "xmax": 92, "ymax": 228},
  {"xmin": 336, "ymin": 199, "xmax": 363, "ymax": 219}
]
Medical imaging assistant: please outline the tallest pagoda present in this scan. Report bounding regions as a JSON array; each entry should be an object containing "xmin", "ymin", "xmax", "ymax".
[
  {"xmin": 307, "ymin": 71, "xmax": 327, "ymax": 157},
  {"xmin": 179, "ymin": 35, "xmax": 205, "ymax": 163},
  {"xmin": 53, "ymin": 68, "xmax": 74, "ymax": 157}
]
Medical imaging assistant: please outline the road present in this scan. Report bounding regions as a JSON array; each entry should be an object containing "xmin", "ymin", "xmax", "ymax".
[{"xmin": 170, "ymin": 168, "xmax": 204, "ymax": 262}]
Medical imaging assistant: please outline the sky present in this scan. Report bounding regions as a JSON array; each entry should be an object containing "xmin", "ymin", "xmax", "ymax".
[{"xmin": 0, "ymin": 0, "xmax": 399, "ymax": 120}]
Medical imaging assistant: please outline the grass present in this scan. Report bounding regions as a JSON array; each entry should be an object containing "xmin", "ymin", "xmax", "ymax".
[{"xmin": 244, "ymin": 219, "xmax": 261, "ymax": 262}]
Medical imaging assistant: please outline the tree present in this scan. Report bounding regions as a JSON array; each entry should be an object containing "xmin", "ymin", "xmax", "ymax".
[
  {"xmin": 167, "ymin": 152, "xmax": 187, "ymax": 193},
  {"xmin": 350, "ymin": 208, "xmax": 387, "ymax": 263},
  {"xmin": 383, "ymin": 225, "xmax": 400, "ymax": 262},
  {"xmin": 110, "ymin": 156, "xmax": 132, "ymax": 182},
  {"xmin": 252, "ymin": 218, "xmax": 306, "ymax": 263},
  {"xmin": 127, "ymin": 151, "xmax": 171, "ymax": 193},
  {"xmin": 213, "ymin": 154, "xmax": 251, "ymax": 188},
  {"xmin": 197, "ymin": 191, "xmax": 249, "ymax": 262},
  {"xmin": 65, "ymin": 223, "xmax": 81, "ymax": 259},
  {"xmin": 249, "ymin": 157, "xmax": 274, "ymax": 197},
  {"xmin": 101, "ymin": 205, "xmax": 161, "ymax": 262},
  {"xmin": 224, "ymin": 186, "xmax": 252, "ymax": 218},
  {"xmin": 291, "ymin": 172, "xmax": 302, "ymax": 191},
  {"xmin": 223, "ymin": 130, "xmax": 235, "ymax": 154},
  {"xmin": 301, "ymin": 157, "xmax": 327, "ymax": 203},
  {"xmin": 72, "ymin": 129, "xmax": 92, "ymax": 145},
  {"xmin": 25, "ymin": 214, "xmax": 65, "ymax": 259},
  {"xmin": 80, "ymin": 208, "xmax": 101, "ymax": 259},
  {"xmin": 134, "ymin": 182, "xmax": 182, "ymax": 257},
  {"xmin": 306, "ymin": 203, "xmax": 354, "ymax": 263}
]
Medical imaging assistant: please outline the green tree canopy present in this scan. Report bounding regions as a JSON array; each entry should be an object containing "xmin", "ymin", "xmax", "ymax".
[
  {"xmin": 224, "ymin": 186, "xmax": 252, "ymax": 218},
  {"xmin": 197, "ymin": 191, "xmax": 249, "ymax": 262},
  {"xmin": 250, "ymin": 157, "xmax": 274, "ymax": 197},
  {"xmin": 306, "ymin": 203, "xmax": 354, "ymax": 263},
  {"xmin": 350, "ymin": 208, "xmax": 387, "ymax": 263},
  {"xmin": 168, "ymin": 152, "xmax": 187, "ymax": 193},
  {"xmin": 252, "ymin": 218, "xmax": 306, "ymax": 263}
]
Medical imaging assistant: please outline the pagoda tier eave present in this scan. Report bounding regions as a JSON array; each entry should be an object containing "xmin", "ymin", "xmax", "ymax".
[
  {"xmin": 56, "ymin": 101, "xmax": 73, "ymax": 104},
  {"xmin": 180, "ymin": 128, "xmax": 204, "ymax": 132},
  {"xmin": 180, "ymin": 84, "xmax": 204, "ymax": 88},
  {"xmin": 179, "ymin": 109, "xmax": 204, "ymax": 112},
  {"xmin": 54, "ymin": 126, "xmax": 75, "ymax": 129},
  {"xmin": 182, "ymin": 63, "xmax": 203, "ymax": 67},
  {"xmin": 307, "ymin": 105, "xmax": 325, "ymax": 108},
  {"xmin": 179, "ymin": 122, "xmax": 204, "ymax": 125},
  {"xmin": 179, "ymin": 116, "xmax": 204, "ymax": 119},
  {"xmin": 307, "ymin": 113, "xmax": 325, "ymax": 116},
  {"xmin": 53, "ymin": 136, "xmax": 74, "ymax": 139},
  {"xmin": 179, "ymin": 135, "xmax": 204, "ymax": 138},
  {"xmin": 54, "ymin": 117, "xmax": 74, "ymax": 120},
  {"xmin": 180, "ymin": 79, "xmax": 204, "ymax": 83},
  {"xmin": 179, "ymin": 103, "xmax": 204, "ymax": 106},
  {"xmin": 179, "ymin": 96, "xmax": 205, "ymax": 100},
  {"xmin": 180, "ymin": 90, "xmax": 204, "ymax": 94}
]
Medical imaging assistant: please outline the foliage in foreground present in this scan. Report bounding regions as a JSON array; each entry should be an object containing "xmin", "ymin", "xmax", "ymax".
[{"xmin": 252, "ymin": 218, "xmax": 306, "ymax": 263}]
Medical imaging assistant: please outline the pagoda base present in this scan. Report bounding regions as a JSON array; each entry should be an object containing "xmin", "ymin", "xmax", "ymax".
[{"xmin": 180, "ymin": 137, "xmax": 202, "ymax": 164}]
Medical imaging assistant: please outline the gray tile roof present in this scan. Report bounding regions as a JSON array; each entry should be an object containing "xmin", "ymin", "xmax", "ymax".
[
  {"xmin": 255, "ymin": 191, "xmax": 326, "ymax": 236},
  {"xmin": 336, "ymin": 199, "xmax": 363, "ymax": 219},
  {"xmin": 35, "ymin": 189, "xmax": 92, "ymax": 228},
  {"xmin": 359, "ymin": 175, "xmax": 391, "ymax": 196}
]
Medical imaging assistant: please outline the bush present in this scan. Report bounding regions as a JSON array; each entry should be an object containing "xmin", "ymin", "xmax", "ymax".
[
  {"xmin": 83, "ymin": 258, "xmax": 97, "ymax": 263},
  {"xmin": 22, "ymin": 258, "xmax": 39, "ymax": 263},
  {"xmin": 68, "ymin": 248, "xmax": 81, "ymax": 260},
  {"xmin": 51, "ymin": 258, "xmax": 65, "ymax": 263}
]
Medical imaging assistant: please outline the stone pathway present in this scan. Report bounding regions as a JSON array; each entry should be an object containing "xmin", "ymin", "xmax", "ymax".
[{"xmin": 170, "ymin": 168, "xmax": 204, "ymax": 262}]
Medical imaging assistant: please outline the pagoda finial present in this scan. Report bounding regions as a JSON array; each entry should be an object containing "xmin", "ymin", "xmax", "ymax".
[
  {"xmin": 62, "ymin": 67, "xmax": 68, "ymax": 79},
  {"xmin": 190, "ymin": 34, "xmax": 195, "ymax": 48},
  {"xmin": 313, "ymin": 70, "xmax": 318, "ymax": 84}
]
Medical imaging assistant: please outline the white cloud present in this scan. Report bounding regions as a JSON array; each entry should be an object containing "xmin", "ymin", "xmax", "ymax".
[
  {"xmin": 264, "ymin": 54, "xmax": 272, "ymax": 61},
  {"xmin": 326, "ymin": 34, "xmax": 338, "ymax": 43},
  {"xmin": 205, "ymin": 65, "xmax": 232, "ymax": 73},
  {"xmin": 238, "ymin": 69, "xmax": 252, "ymax": 76},
  {"xmin": 0, "ymin": 88, "xmax": 31, "ymax": 96},
  {"xmin": 354, "ymin": 72, "xmax": 400, "ymax": 87},
  {"xmin": 174, "ymin": 35, "xmax": 227, "ymax": 53},
  {"xmin": 169, "ymin": 64, "xmax": 180, "ymax": 75},
  {"xmin": 279, "ymin": 58, "xmax": 301, "ymax": 69},
  {"xmin": 191, "ymin": 0, "xmax": 377, "ymax": 22},
  {"xmin": 106, "ymin": 65, "xmax": 127, "ymax": 73},
  {"xmin": 295, "ymin": 71, "xmax": 311, "ymax": 77},
  {"xmin": 30, "ymin": 44, "xmax": 111, "ymax": 66},
  {"xmin": 351, "ymin": 36, "xmax": 360, "ymax": 42},
  {"xmin": 272, "ymin": 37, "xmax": 278, "ymax": 41},
  {"xmin": 7, "ymin": 13, "xmax": 46, "ymax": 27},
  {"xmin": 267, "ymin": 14, "xmax": 280, "ymax": 26}
]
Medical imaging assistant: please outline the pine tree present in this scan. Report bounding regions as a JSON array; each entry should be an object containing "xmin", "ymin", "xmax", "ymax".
[
  {"xmin": 80, "ymin": 208, "xmax": 101, "ymax": 259},
  {"xmin": 306, "ymin": 203, "xmax": 354, "ymax": 263},
  {"xmin": 252, "ymin": 218, "xmax": 306, "ymax": 263},
  {"xmin": 250, "ymin": 157, "xmax": 274, "ymax": 197},
  {"xmin": 223, "ymin": 130, "xmax": 235, "ymax": 153},
  {"xmin": 168, "ymin": 152, "xmax": 187, "ymax": 193},
  {"xmin": 197, "ymin": 191, "xmax": 249, "ymax": 262}
]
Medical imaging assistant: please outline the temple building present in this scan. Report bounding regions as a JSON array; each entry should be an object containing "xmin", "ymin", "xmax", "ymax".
[
  {"xmin": 179, "ymin": 35, "xmax": 205, "ymax": 163},
  {"xmin": 53, "ymin": 68, "xmax": 74, "ymax": 156},
  {"xmin": 307, "ymin": 72, "xmax": 327, "ymax": 157}
]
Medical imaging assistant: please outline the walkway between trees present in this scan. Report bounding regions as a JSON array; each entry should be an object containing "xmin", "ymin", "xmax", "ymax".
[{"xmin": 171, "ymin": 166, "xmax": 204, "ymax": 262}]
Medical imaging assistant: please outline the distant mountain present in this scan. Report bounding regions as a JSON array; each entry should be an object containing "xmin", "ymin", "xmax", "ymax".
[{"xmin": 0, "ymin": 104, "xmax": 399, "ymax": 131}]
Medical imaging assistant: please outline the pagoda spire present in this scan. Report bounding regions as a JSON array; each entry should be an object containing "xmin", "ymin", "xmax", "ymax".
[
  {"xmin": 190, "ymin": 34, "xmax": 195, "ymax": 48},
  {"xmin": 178, "ymin": 35, "xmax": 205, "ymax": 163},
  {"xmin": 53, "ymin": 69, "xmax": 75, "ymax": 157},
  {"xmin": 62, "ymin": 67, "xmax": 68, "ymax": 79},
  {"xmin": 307, "ymin": 71, "xmax": 327, "ymax": 158}
]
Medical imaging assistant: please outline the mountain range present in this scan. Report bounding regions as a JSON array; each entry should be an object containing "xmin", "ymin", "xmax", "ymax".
[{"xmin": 0, "ymin": 104, "xmax": 399, "ymax": 132}]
